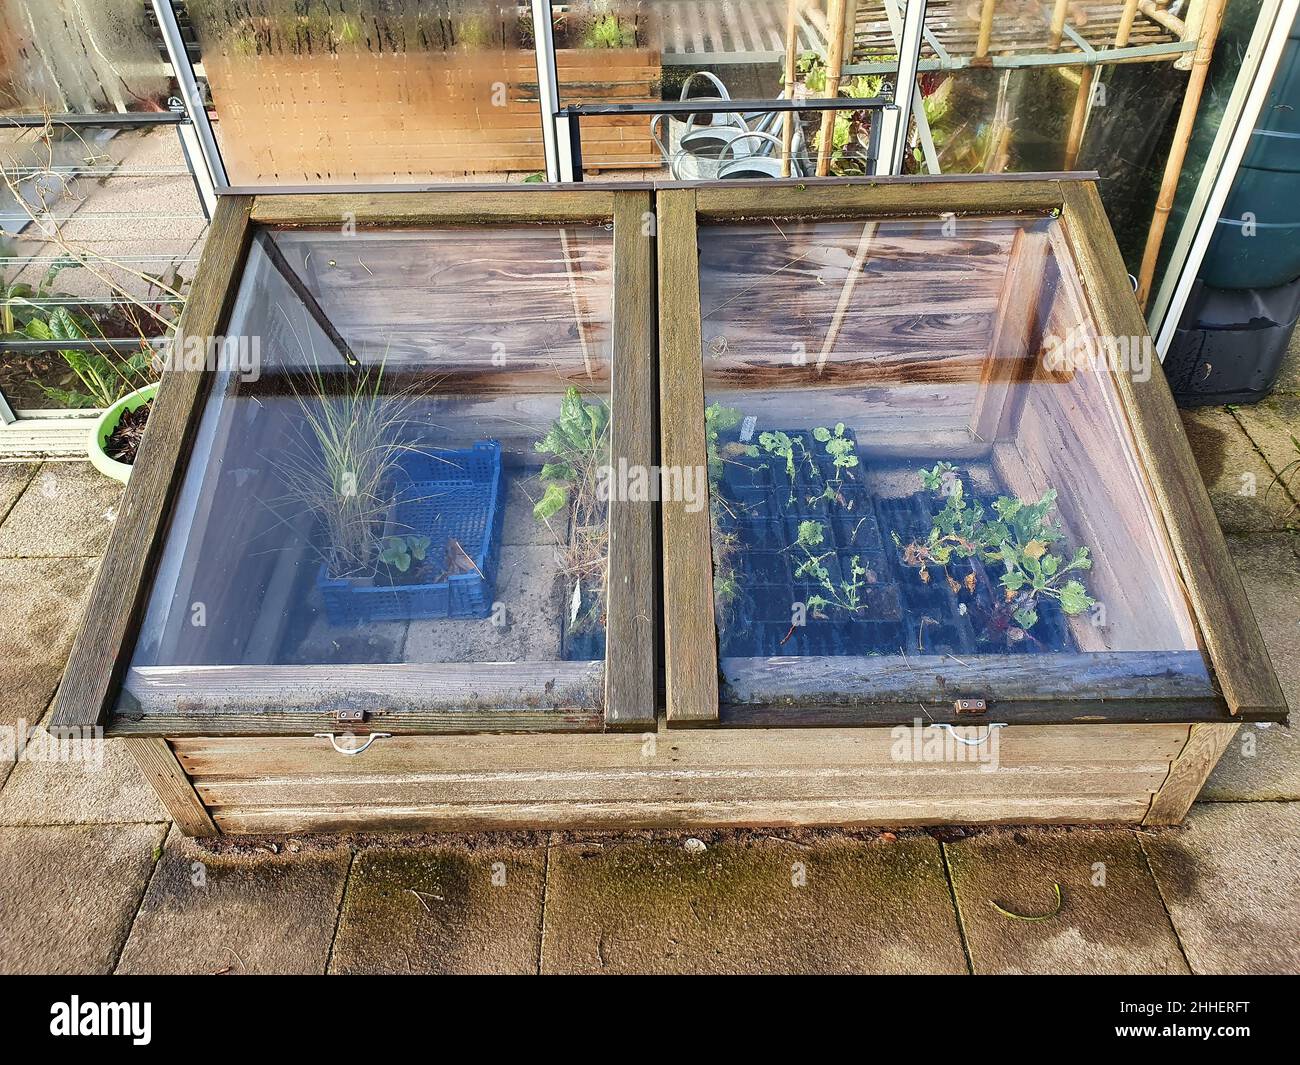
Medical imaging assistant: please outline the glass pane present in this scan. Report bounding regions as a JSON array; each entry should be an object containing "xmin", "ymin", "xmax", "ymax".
[
  {"xmin": 122, "ymin": 222, "xmax": 614, "ymax": 718},
  {"xmin": 0, "ymin": 0, "xmax": 171, "ymax": 115},
  {"xmin": 906, "ymin": 1, "xmax": 1264, "ymax": 275},
  {"xmin": 182, "ymin": 0, "xmax": 549, "ymax": 184},
  {"xmin": 2, "ymin": 124, "xmax": 204, "ymax": 410},
  {"xmin": 697, "ymin": 213, "xmax": 1212, "ymax": 702},
  {"xmin": 563, "ymin": 1, "xmax": 895, "ymax": 179}
]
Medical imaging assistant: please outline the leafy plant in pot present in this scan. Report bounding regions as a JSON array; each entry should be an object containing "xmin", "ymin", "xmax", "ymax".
[
  {"xmin": 270, "ymin": 358, "xmax": 504, "ymax": 627},
  {"xmin": 533, "ymin": 387, "xmax": 611, "ymax": 650}
]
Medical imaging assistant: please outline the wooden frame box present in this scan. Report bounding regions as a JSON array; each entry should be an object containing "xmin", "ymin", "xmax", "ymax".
[{"xmin": 53, "ymin": 180, "xmax": 1284, "ymax": 837}]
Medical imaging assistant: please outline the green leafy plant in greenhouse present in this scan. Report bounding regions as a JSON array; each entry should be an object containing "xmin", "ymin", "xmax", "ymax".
[
  {"xmin": 790, "ymin": 519, "xmax": 868, "ymax": 618},
  {"xmin": 894, "ymin": 462, "xmax": 1096, "ymax": 636}
]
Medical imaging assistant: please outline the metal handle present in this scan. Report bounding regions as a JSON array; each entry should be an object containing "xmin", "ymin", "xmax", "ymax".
[
  {"xmin": 927, "ymin": 723, "xmax": 1007, "ymax": 747},
  {"xmin": 314, "ymin": 732, "xmax": 391, "ymax": 756}
]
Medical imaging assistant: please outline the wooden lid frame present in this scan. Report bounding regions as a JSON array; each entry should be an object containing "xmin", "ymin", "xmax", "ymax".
[
  {"xmin": 53, "ymin": 189, "xmax": 656, "ymax": 737},
  {"xmin": 657, "ymin": 178, "xmax": 1286, "ymax": 729}
]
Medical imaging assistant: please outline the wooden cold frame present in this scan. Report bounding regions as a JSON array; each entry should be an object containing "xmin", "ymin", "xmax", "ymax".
[
  {"xmin": 657, "ymin": 177, "xmax": 1286, "ymax": 729},
  {"xmin": 52, "ymin": 188, "xmax": 657, "ymax": 737}
]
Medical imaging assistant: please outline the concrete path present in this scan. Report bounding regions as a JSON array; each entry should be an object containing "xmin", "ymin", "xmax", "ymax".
[{"xmin": 0, "ymin": 351, "xmax": 1296, "ymax": 974}]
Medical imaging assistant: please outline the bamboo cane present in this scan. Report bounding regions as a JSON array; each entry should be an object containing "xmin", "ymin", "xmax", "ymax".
[
  {"xmin": 1049, "ymin": 0, "xmax": 1070, "ymax": 49},
  {"xmin": 816, "ymin": 0, "xmax": 849, "ymax": 177},
  {"xmin": 782, "ymin": 0, "xmax": 799, "ymax": 177},
  {"xmin": 976, "ymin": 0, "xmax": 997, "ymax": 59},
  {"xmin": 1116, "ymin": 0, "xmax": 1141, "ymax": 44},
  {"xmin": 1065, "ymin": 0, "xmax": 1144, "ymax": 169},
  {"xmin": 1136, "ymin": 0, "xmax": 1227, "ymax": 308}
]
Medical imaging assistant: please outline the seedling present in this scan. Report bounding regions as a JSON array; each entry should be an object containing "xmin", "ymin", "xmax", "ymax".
[
  {"xmin": 759, "ymin": 429, "xmax": 818, "ymax": 504},
  {"xmin": 378, "ymin": 535, "xmax": 431, "ymax": 574},
  {"xmin": 702, "ymin": 403, "xmax": 753, "ymax": 619},
  {"xmin": 533, "ymin": 387, "xmax": 609, "ymax": 522},
  {"xmin": 814, "ymin": 423, "xmax": 858, "ymax": 483},
  {"xmin": 895, "ymin": 464, "xmax": 1096, "ymax": 640},
  {"xmin": 791, "ymin": 519, "xmax": 868, "ymax": 618}
]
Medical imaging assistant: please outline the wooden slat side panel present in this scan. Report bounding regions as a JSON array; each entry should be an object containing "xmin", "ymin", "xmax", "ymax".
[
  {"xmin": 605, "ymin": 191, "xmax": 658, "ymax": 729},
  {"xmin": 1059, "ymin": 182, "xmax": 1286, "ymax": 718},
  {"xmin": 656, "ymin": 189, "xmax": 719, "ymax": 723},
  {"xmin": 51, "ymin": 197, "xmax": 255, "ymax": 730},
  {"xmin": 195, "ymin": 766, "xmax": 1172, "ymax": 808},
  {"xmin": 124, "ymin": 737, "xmax": 217, "ymax": 838},
  {"xmin": 250, "ymin": 191, "xmax": 615, "ymax": 226},
  {"xmin": 1144, "ymin": 722, "xmax": 1240, "ymax": 825},
  {"xmin": 172, "ymin": 723, "xmax": 1190, "ymax": 777},
  {"xmin": 213, "ymin": 796, "xmax": 1152, "ymax": 834}
]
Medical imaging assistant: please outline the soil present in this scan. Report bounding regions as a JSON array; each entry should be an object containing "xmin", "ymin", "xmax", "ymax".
[{"xmin": 104, "ymin": 400, "xmax": 152, "ymax": 465}]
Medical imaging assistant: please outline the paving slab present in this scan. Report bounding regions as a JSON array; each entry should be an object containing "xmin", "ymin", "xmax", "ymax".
[
  {"xmin": 116, "ymin": 829, "xmax": 351, "ymax": 975},
  {"xmin": 1277, "ymin": 330, "xmax": 1300, "ymax": 395},
  {"xmin": 1203, "ymin": 722, "xmax": 1300, "ymax": 801},
  {"xmin": 1179, "ymin": 407, "xmax": 1295, "ymax": 532},
  {"xmin": 0, "ymin": 555, "xmax": 97, "ymax": 734},
  {"xmin": 1225, "ymin": 533, "xmax": 1300, "ymax": 714},
  {"xmin": 0, "ymin": 733, "xmax": 165, "ymax": 825},
  {"xmin": 540, "ymin": 834, "xmax": 967, "ymax": 975},
  {"xmin": 1141, "ymin": 803, "xmax": 1300, "ymax": 975},
  {"xmin": 1234, "ymin": 396, "xmax": 1300, "ymax": 485},
  {"xmin": 0, "ymin": 823, "xmax": 165, "ymax": 974},
  {"xmin": 945, "ymin": 827, "xmax": 1188, "ymax": 975},
  {"xmin": 329, "ymin": 843, "xmax": 546, "ymax": 974},
  {"xmin": 0, "ymin": 462, "xmax": 122, "ymax": 558},
  {"xmin": 0, "ymin": 463, "xmax": 38, "ymax": 521}
]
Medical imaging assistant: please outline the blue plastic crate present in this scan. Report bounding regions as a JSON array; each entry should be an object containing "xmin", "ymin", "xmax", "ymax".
[{"xmin": 317, "ymin": 440, "xmax": 504, "ymax": 625}]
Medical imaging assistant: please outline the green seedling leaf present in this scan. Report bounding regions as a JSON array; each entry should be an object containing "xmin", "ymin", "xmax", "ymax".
[{"xmin": 533, "ymin": 482, "xmax": 568, "ymax": 521}]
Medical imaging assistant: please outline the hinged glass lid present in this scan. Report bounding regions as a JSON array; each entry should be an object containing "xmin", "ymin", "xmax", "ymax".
[
  {"xmin": 696, "ymin": 212, "xmax": 1216, "ymax": 712},
  {"xmin": 119, "ymin": 221, "xmax": 618, "ymax": 729}
]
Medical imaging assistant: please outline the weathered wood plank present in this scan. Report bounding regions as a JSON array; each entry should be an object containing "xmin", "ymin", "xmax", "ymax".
[
  {"xmin": 251, "ymin": 190, "xmax": 615, "ymax": 226},
  {"xmin": 196, "ymin": 765, "xmax": 1170, "ymax": 809},
  {"xmin": 693, "ymin": 179, "xmax": 1065, "ymax": 220},
  {"xmin": 657, "ymin": 188, "xmax": 719, "ymax": 724},
  {"xmin": 969, "ymin": 225, "xmax": 1050, "ymax": 443},
  {"xmin": 1059, "ymin": 182, "xmax": 1287, "ymax": 718},
  {"xmin": 171, "ymin": 723, "xmax": 1190, "ymax": 777},
  {"xmin": 1143, "ymin": 722, "xmax": 1239, "ymax": 825},
  {"xmin": 721, "ymin": 651, "xmax": 1218, "ymax": 706},
  {"xmin": 123, "ymin": 737, "xmax": 217, "ymax": 838},
  {"xmin": 120, "ymin": 662, "xmax": 605, "ymax": 717},
  {"xmin": 212, "ymin": 795, "xmax": 1152, "ymax": 834},
  {"xmin": 605, "ymin": 191, "xmax": 658, "ymax": 730},
  {"xmin": 51, "ymin": 196, "xmax": 255, "ymax": 730}
]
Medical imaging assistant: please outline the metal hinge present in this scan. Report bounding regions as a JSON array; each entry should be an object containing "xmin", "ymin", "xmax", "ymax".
[
  {"xmin": 953, "ymin": 698, "xmax": 988, "ymax": 714},
  {"xmin": 336, "ymin": 708, "xmax": 367, "ymax": 724}
]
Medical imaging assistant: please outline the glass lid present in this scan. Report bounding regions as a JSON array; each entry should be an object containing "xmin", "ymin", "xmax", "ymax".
[
  {"xmin": 119, "ymin": 222, "xmax": 615, "ymax": 722},
  {"xmin": 695, "ymin": 213, "xmax": 1215, "ymax": 707}
]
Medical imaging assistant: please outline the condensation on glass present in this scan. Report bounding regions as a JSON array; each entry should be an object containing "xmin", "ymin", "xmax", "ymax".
[
  {"xmin": 697, "ymin": 213, "xmax": 1212, "ymax": 701},
  {"xmin": 0, "ymin": 0, "xmax": 170, "ymax": 115},
  {"xmin": 181, "ymin": 0, "xmax": 548, "ymax": 183},
  {"xmin": 122, "ymin": 223, "xmax": 614, "ymax": 715}
]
